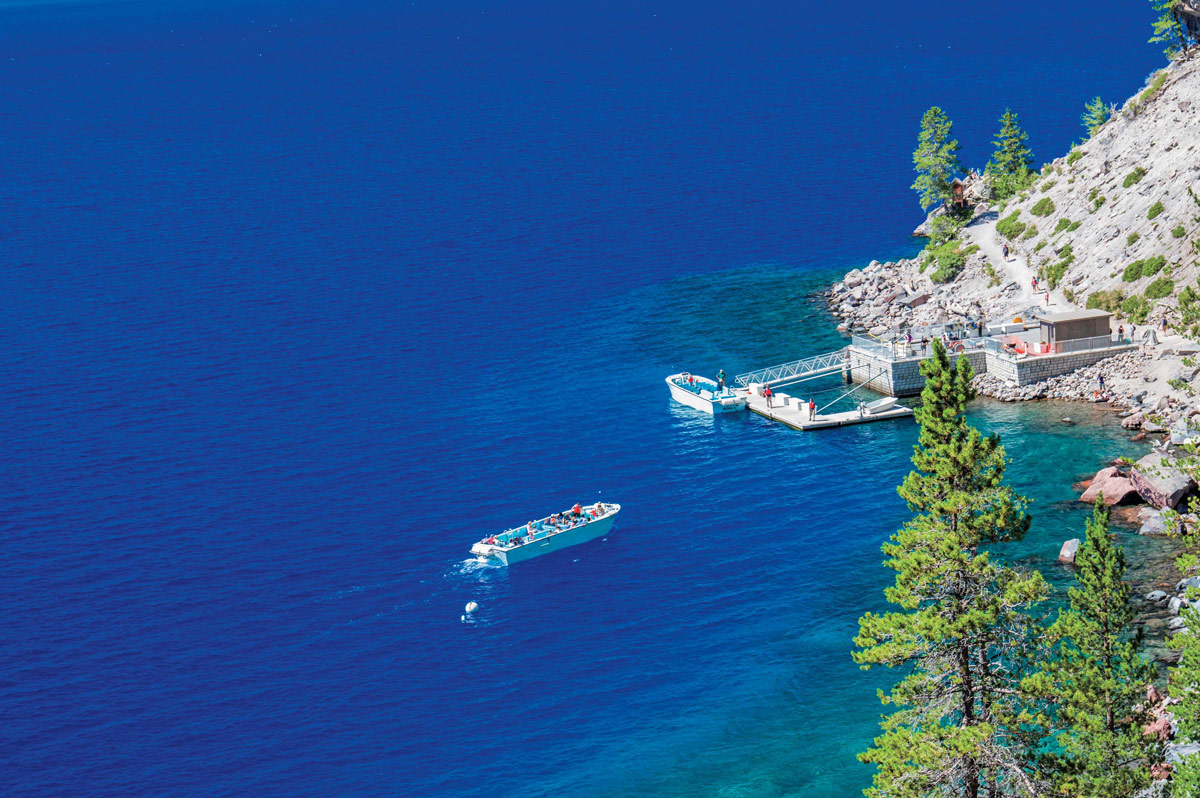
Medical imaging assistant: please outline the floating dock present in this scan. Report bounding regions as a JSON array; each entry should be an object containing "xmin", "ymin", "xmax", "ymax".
[{"xmin": 742, "ymin": 392, "xmax": 913, "ymax": 431}]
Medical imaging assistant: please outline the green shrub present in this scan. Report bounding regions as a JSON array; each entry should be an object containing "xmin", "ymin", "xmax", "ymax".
[
  {"xmin": 922, "ymin": 238, "xmax": 972, "ymax": 284},
  {"xmin": 1042, "ymin": 180, "xmax": 1056, "ymax": 192},
  {"xmin": 996, "ymin": 211, "xmax": 1026, "ymax": 240},
  {"xmin": 1045, "ymin": 243, "xmax": 1075, "ymax": 288},
  {"xmin": 1067, "ymin": 220, "xmax": 1081, "ymax": 232},
  {"xmin": 1092, "ymin": 195, "xmax": 1107, "ymax": 213},
  {"xmin": 1148, "ymin": 201, "xmax": 1165, "ymax": 220},
  {"xmin": 1067, "ymin": 149, "xmax": 1083, "ymax": 166},
  {"xmin": 1146, "ymin": 277, "xmax": 1175, "ymax": 299},
  {"xmin": 984, "ymin": 262, "xmax": 1000, "ymax": 288},
  {"xmin": 1054, "ymin": 218, "xmax": 1071, "ymax": 234},
  {"xmin": 1137, "ymin": 71, "xmax": 1168, "ymax": 108},
  {"xmin": 1087, "ymin": 289, "xmax": 1125, "ymax": 312},
  {"xmin": 1127, "ymin": 232, "xmax": 1141, "ymax": 246},
  {"xmin": 1123, "ymin": 167, "xmax": 1147, "ymax": 188},
  {"xmin": 1088, "ymin": 187, "xmax": 1100, "ymax": 202},
  {"xmin": 1173, "ymin": 225, "xmax": 1187, "ymax": 238},
  {"xmin": 1022, "ymin": 224, "xmax": 1039, "ymax": 241},
  {"xmin": 1030, "ymin": 197, "xmax": 1056, "ymax": 217},
  {"xmin": 1063, "ymin": 288, "xmax": 1077, "ymax": 304},
  {"xmin": 1034, "ymin": 239, "xmax": 1048, "ymax": 252},
  {"xmin": 1122, "ymin": 294, "xmax": 1152, "ymax": 324},
  {"xmin": 1142, "ymin": 255, "xmax": 1166, "ymax": 277},
  {"xmin": 1123, "ymin": 260, "xmax": 1144, "ymax": 281}
]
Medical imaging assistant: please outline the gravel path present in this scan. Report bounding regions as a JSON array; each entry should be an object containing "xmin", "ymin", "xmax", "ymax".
[{"xmin": 963, "ymin": 211, "xmax": 1073, "ymax": 313}]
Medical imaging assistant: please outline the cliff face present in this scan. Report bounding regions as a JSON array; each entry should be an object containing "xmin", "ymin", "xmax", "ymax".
[{"xmin": 1001, "ymin": 55, "xmax": 1200, "ymax": 320}]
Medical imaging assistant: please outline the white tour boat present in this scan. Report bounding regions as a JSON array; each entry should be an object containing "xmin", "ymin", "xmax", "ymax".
[
  {"xmin": 666, "ymin": 372, "xmax": 746, "ymax": 414},
  {"xmin": 470, "ymin": 502, "xmax": 621, "ymax": 566}
]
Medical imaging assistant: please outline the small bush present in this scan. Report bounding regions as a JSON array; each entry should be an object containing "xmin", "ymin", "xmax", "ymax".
[
  {"xmin": 1173, "ymin": 225, "xmax": 1187, "ymax": 238},
  {"xmin": 984, "ymin": 262, "xmax": 1000, "ymax": 288},
  {"xmin": 1142, "ymin": 255, "xmax": 1166, "ymax": 277},
  {"xmin": 1045, "ymin": 243, "xmax": 1075, "ymax": 288},
  {"xmin": 1128, "ymin": 232, "xmax": 1141, "ymax": 246},
  {"xmin": 1087, "ymin": 289, "xmax": 1126, "ymax": 312},
  {"xmin": 1067, "ymin": 220, "xmax": 1081, "ymax": 232},
  {"xmin": 1064, "ymin": 288, "xmax": 1077, "ymax": 304},
  {"xmin": 1123, "ymin": 261, "xmax": 1144, "ymax": 282},
  {"xmin": 1042, "ymin": 180, "xmax": 1056, "ymax": 192},
  {"xmin": 996, "ymin": 211, "xmax": 1025, "ymax": 240},
  {"xmin": 1092, "ymin": 195, "xmax": 1107, "ymax": 213},
  {"xmin": 1030, "ymin": 197, "xmax": 1056, "ymax": 217},
  {"xmin": 1146, "ymin": 277, "xmax": 1175, "ymax": 299},
  {"xmin": 1123, "ymin": 167, "xmax": 1147, "ymax": 188},
  {"xmin": 1137, "ymin": 71, "xmax": 1168, "ymax": 107},
  {"xmin": 1148, "ymin": 201, "xmax": 1165, "ymax": 220},
  {"xmin": 1022, "ymin": 224, "xmax": 1039, "ymax": 241},
  {"xmin": 1034, "ymin": 239, "xmax": 1048, "ymax": 252},
  {"xmin": 1054, "ymin": 218, "xmax": 1072, "ymax": 234},
  {"xmin": 1122, "ymin": 294, "xmax": 1152, "ymax": 324},
  {"xmin": 1067, "ymin": 149, "xmax": 1084, "ymax": 166},
  {"xmin": 922, "ymin": 238, "xmax": 972, "ymax": 284}
]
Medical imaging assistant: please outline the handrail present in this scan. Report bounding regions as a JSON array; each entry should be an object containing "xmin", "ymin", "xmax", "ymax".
[{"xmin": 734, "ymin": 348, "xmax": 847, "ymax": 387}]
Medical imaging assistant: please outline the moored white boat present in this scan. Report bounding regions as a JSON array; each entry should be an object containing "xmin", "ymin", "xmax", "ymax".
[
  {"xmin": 470, "ymin": 502, "xmax": 621, "ymax": 566},
  {"xmin": 666, "ymin": 372, "xmax": 746, "ymax": 414}
]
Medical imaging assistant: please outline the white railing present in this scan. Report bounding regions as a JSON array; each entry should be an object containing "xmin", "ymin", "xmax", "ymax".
[{"xmin": 734, "ymin": 349, "xmax": 847, "ymax": 387}]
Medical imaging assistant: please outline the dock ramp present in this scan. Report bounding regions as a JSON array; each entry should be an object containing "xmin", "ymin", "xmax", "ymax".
[{"xmin": 735, "ymin": 349, "xmax": 847, "ymax": 388}]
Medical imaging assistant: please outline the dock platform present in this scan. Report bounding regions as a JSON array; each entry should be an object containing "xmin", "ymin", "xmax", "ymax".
[{"xmin": 744, "ymin": 393, "xmax": 914, "ymax": 431}]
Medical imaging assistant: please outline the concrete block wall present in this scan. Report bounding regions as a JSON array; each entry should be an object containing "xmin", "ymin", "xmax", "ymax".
[{"xmin": 845, "ymin": 344, "xmax": 1133, "ymax": 396}]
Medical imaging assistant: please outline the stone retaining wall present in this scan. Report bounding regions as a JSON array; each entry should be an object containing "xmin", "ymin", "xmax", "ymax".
[{"xmin": 846, "ymin": 343, "xmax": 1136, "ymax": 397}]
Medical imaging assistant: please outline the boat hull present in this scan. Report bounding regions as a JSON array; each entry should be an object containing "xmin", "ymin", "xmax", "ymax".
[
  {"xmin": 473, "ymin": 506, "xmax": 620, "ymax": 566},
  {"xmin": 666, "ymin": 374, "xmax": 745, "ymax": 414}
]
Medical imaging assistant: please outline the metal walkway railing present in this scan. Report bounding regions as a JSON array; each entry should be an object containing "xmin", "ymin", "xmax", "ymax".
[{"xmin": 735, "ymin": 349, "xmax": 848, "ymax": 388}]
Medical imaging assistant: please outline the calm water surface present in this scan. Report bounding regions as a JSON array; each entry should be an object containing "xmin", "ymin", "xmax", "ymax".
[{"xmin": 0, "ymin": 1, "xmax": 1174, "ymax": 796}]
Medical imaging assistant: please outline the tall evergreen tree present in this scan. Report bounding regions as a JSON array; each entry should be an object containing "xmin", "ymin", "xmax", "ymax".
[
  {"xmin": 1166, "ymin": 490, "xmax": 1200, "ymax": 793},
  {"xmin": 911, "ymin": 106, "xmax": 963, "ymax": 213},
  {"xmin": 985, "ymin": 109, "xmax": 1034, "ymax": 201},
  {"xmin": 1031, "ymin": 499, "xmax": 1161, "ymax": 797},
  {"xmin": 1149, "ymin": 0, "xmax": 1192, "ymax": 59},
  {"xmin": 854, "ymin": 340, "xmax": 1048, "ymax": 798},
  {"xmin": 1082, "ymin": 97, "xmax": 1110, "ymax": 139}
]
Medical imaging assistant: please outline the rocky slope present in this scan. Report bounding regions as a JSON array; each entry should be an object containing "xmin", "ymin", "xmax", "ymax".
[{"xmin": 1001, "ymin": 56, "xmax": 1200, "ymax": 323}]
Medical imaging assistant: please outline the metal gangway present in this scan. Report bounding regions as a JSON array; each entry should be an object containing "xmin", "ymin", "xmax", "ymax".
[{"xmin": 735, "ymin": 348, "xmax": 848, "ymax": 388}]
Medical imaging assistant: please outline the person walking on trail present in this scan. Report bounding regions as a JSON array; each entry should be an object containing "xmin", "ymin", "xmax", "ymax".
[
  {"xmin": 808, "ymin": 398, "xmax": 816, "ymax": 421},
  {"xmin": 1118, "ymin": 324, "xmax": 1124, "ymax": 341},
  {"xmin": 1162, "ymin": 317, "xmax": 1170, "ymax": 334},
  {"xmin": 1031, "ymin": 276, "xmax": 1038, "ymax": 292},
  {"xmin": 1045, "ymin": 291, "xmax": 1051, "ymax": 307},
  {"xmin": 1131, "ymin": 324, "xmax": 1137, "ymax": 342},
  {"xmin": 1002, "ymin": 243, "xmax": 1009, "ymax": 260}
]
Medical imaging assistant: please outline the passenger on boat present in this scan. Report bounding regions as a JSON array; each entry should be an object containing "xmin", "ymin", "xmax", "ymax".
[
  {"xmin": 717, "ymin": 370, "xmax": 726, "ymax": 390},
  {"xmin": 572, "ymin": 503, "xmax": 583, "ymax": 517}
]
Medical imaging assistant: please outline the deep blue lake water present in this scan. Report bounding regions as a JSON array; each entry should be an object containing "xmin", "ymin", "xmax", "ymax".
[{"xmin": 0, "ymin": 2, "xmax": 1177, "ymax": 796}]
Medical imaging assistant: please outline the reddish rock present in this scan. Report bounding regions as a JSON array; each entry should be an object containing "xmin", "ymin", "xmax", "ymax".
[
  {"xmin": 1131, "ymin": 432, "xmax": 1147, "ymax": 442},
  {"xmin": 1145, "ymin": 716, "xmax": 1173, "ymax": 741},
  {"xmin": 1058, "ymin": 538, "xmax": 1081, "ymax": 565},
  {"xmin": 1080, "ymin": 466, "xmax": 1142, "ymax": 505}
]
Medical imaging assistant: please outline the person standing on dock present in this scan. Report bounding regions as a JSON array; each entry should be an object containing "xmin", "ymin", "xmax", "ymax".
[
  {"xmin": 808, "ymin": 398, "xmax": 816, "ymax": 420},
  {"xmin": 764, "ymin": 384, "xmax": 773, "ymax": 409}
]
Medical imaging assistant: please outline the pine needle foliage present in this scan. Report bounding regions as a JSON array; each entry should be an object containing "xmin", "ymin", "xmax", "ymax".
[
  {"xmin": 1149, "ymin": 0, "xmax": 1194, "ymax": 59},
  {"xmin": 986, "ymin": 109, "xmax": 1034, "ymax": 201},
  {"xmin": 912, "ymin": 107, "xmax": 963, "ymax": 213},
  {"xmin": 1082, "ymin": 97, "xmax": 1109, "ymax": 139},
  {"xmin": 854, "ymin": 341, "xmax": 1048, "ymax": 798},
  {"xmin": 1028, "ymin": 500, "xmax": 1161, "ymax": 797}
]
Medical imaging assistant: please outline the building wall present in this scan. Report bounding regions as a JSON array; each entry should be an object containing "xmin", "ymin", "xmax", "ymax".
[{"xmin": 845, "ymin": 344, "xmax": 1136, "ymax": 396}]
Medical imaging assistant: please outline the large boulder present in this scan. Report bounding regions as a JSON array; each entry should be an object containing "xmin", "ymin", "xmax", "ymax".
[
  {"xmin": 1058, "ymin": 538, "xmax": 1081, "ymax": 565},
  {"xmin": 1080, "ymin": 466, "xmax": 1141, "ymax": 505},
  {"xmin": 1122, "ymin": 412, "xmax": 1145, "ymax": 430},
  {"xmin": 1132, "ymin": 452, "xmax": 1197, "ymax": 509},
  {"xmin": 844, "ymin": 269, "xmax": 865, "ymax": 288}
]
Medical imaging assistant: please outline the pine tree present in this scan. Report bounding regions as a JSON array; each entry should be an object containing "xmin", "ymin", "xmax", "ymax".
[
  {"xmin": 911, "ymin": 106, "xmax": 963, "ymax": 213},
  {"xmin": 1082, "ymin": 97, "xmax": 1110, "ymax": 139},
  {"xmin": 985, "ymin": 109, "xmax": 1034, "ymax": 201},
  {"xmin": 1167, "ymin": 491, "xmax": 1200, "ymax": 793},
  {"xmin": 1149, "ymin": 0, "xmax": 1191, "ymax": 59},
  {"xmin": 1032, "ymin": 499, "xmax": 1161, "ymax": 797},
  {"xmin": 854, "ymin": 340, "xmax": 1048, "ymax": 798}
]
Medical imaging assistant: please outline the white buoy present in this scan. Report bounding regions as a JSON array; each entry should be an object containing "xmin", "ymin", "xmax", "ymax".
[{"xmin": 465, "ymin": 601, "xmax": 479, "ymax": 614}]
